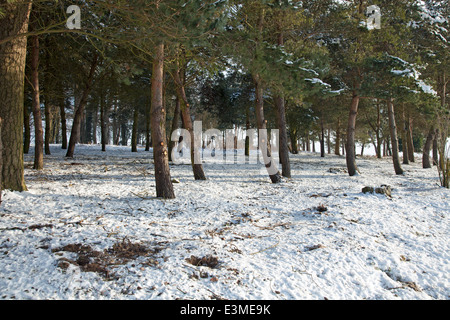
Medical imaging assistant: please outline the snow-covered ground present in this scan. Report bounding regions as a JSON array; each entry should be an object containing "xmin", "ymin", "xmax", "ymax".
[{"xmin": 0, "ymin": 144, "xmax": 448, "ymax": 300}]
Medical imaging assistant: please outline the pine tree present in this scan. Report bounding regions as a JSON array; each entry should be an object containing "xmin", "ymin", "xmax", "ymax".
[{"xmin": 0, "ymin": 0, "xmax": 32, "ymax": 191}]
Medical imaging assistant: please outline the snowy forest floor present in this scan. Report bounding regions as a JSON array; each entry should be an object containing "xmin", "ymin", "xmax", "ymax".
[{"xmin": 0, "ymin": 144, "xmax": 448, "ymax": 300}]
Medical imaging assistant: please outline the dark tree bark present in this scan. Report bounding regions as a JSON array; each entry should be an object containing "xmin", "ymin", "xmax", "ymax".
[
  {"xmin": 335, "ymin": 118, "xmax": 341, "ymax": 156},
  {"xmin": 0, "ymin": 0, "xmax": 31, "ymax": 191},
  {"xmin": 174, "ymin": 53, "xmax": 206, "ymax": 181},
  {"xmin": 131, "ymin": 107, "xmax": 138, "ymax": 153},
  {"xmin": 58, "ymin": 82, "xmax": 68, "ymax": 149},
  {"xmin": 366, "ymin": 100, "xmax": 382, "ymax": 158},
  {"xmin": 120, "ymin": 118, "xmax": 128, "ymax": 146},
  {"xmin": 275, "ymin": 95, "xmax": 291, "ymax": 178},
  {"xmin": 327, "ymin": 128, "xmax": 331, "ymax": 154},
  {"xmin": 145, "ymin": 98, "xmax": 151, "ymax": 152},
  {"xmin": 290, "ymin": 131, "xmax": 299, "ymax": 154},
  {"xmin": 387, "ymin": 98, "xmax": 404, "ymax": 175},
  {"xmin": 151, "ymin": 43, "xmax": 175, "ymax": 199},
  {"xmin": 273, "ymin": 32, "xmax": 291, "ymax": 178},
  {"xmin": 433, "ymin": 128, "xmax": 439, "ymax": 166},
  {"xmin": 85, "ymin": 109, "xmax": 93, "ymax": 144},
  {"xmin": 43, "ymin": 41, "xmax": 53, "ymax": 155},
  {"xmin": 66, "ymin": 55, "xmax": 98, "ymax": 158},
  {"xmin": 346, "ymin": 91, "xmax": 360, "ymax": 175},
  {"xmin": 406, "ymin": 115, "xmax": 415, "ymax": 162},
  {"xmin": 100, "ymin": 88, "xmax": 108, "ymax": 152},
  {"xmin": 422, "ymin": 126, "xmax": 434, "ymax": 169},
  {"xmin": 401, "ymin": 107, "xmax": 409, "ymax": 165},
  {"xmin": 92, "ymin": 105, "xmax": 98, "ymax": 145},
  {"xmin": 245, "ymin": 104, "xmax": 251, "ymax": 158},
  {"xmin": 375, "ymin": 102, "xmax": 382, "ymax": 158},
  {"xmin": 30, "ymin": 35, "xmax": 44, "ymax": 170},
  {"xmin": 320, "ymin": 118, "xmax": 325, "ymax": 158},
  {"xmin": 253, "ymin": 74, "xmax": 282, "ymax": 183}
]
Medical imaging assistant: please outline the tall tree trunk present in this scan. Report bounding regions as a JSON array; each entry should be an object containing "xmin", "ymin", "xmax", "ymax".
[
  {"xmin": 43, "ymin": 41, "xmax": 53, "ymax": 155},
  {"xmin": 346, "ymin": 91, "xmax": 360, "ymax": 175},
  {"xmin": 145, "ymin": 98, "xmax": 151, "ymax": 152},
  {"xmin": 58, "ymin": 82, "xmax": 68, "ymax": 149},
  {"xmin": 100, "ymin": 88, "xmax": 107, "ymax": 152},
  {"xmin": 66, "ymin": 55, "xmax": 98, "ymax": 158},
  {"xmin": 120, "ymin": 118, "xmax": 128, "ymax": 146},
  {"xmin": 376, "ymin": 102, "xmax": 382, "ymax": 158},
  {"xmin": 131, "ymin": 107, "xmax": 138, "ymax": 152},
  {"xmin": 290, "ymin": 130, "xmax": 298, "ymax": 154},
  {"xmin": 327, "ymin": 128, "xmax": 331, "ymax": 154},
  {"xmin": 402, "ymin": 106, "xmax": 409, "ymax": 165},
  {"xmin": 320, "ymin": 118, "xmax": 325, "ymax": 158},
  {"xmin": 273, "ymin": 32, "xmax": 291, "ymax": 178},
  {"xmin": 0, "ymin": 0, "xmax": 31, "ymax": 191},
  {"xmin": 335, "ymin": 118, "xmax": 341, "ymax": 156},
  {"xmin": 274, "ymin": 95, "xmax": 291, "ymax": 177},
  {"xmin": 387, "ymin": 98, "xmax": 404, "ymax": 175},
  {"xmin": 432, "ymin": 128, "xmax": 439, "ymax": 166},
  {"xmin": 253, "ymin": 73, "xmax": 282, "ymax": 183},
  {"xmin": 407, "ymin": 115, "xmax": 415, "ymax": 162},
  {"xmin": 168, "ymin": 96, "xmax": 180, "ymax": 161},
  {"xmin": 151, "ymin": 43, "xmax": 175, "ymax": 199},
  {"xmin": 174, "ymin": 53, "xmax": 206, "ymax": 181},
  {"xmin": 30, "ymin": 35, "xmax": 44, "ymax": 170},
  {"xmin": 422, "ymin": 126, "xmax": 434, "ymax": 169},
  {"xmin": 85, "ymin": 109, "xmax": 93, "ymax": 144},
  {"xmin": 92, "ymin": 105, "xmax": 98, "ymax": 144},
  {"xmin": 245, "ymin": 104, "xmax": 251, "ymax": 157}
]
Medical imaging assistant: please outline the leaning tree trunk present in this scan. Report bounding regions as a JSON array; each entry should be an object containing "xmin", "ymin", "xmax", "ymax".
[
  {"xmin": 422, "ymin": 126, "xmax": 434, "ymax": 169},
  {"xmin": 66, "ymin": 55, "xmax": 98, "ymax": 158},
  {"xmin": 0, "ymin": 0, "xmax": 31, "ymax": 191},
  {"xmin": 30, "ymin": 35, "xmax": 44, "ymax": 170},
  {"xmin": 151, "ymin": 43, "xmax": 175, "ymax": 199},
  {"xmin": 174, "ymin": 55, "xmax": 206, "ymax": 181},
  {"xmin": 346, "ymin": 91, "xmax": 360, "ymax": 176},
  {"xmin": 387, "ymin": 98, "xmax": 404, "ymax": 175},
  {"xmin": 253, "ymin": 74, "xmax": 282, "ymax": 183}
]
